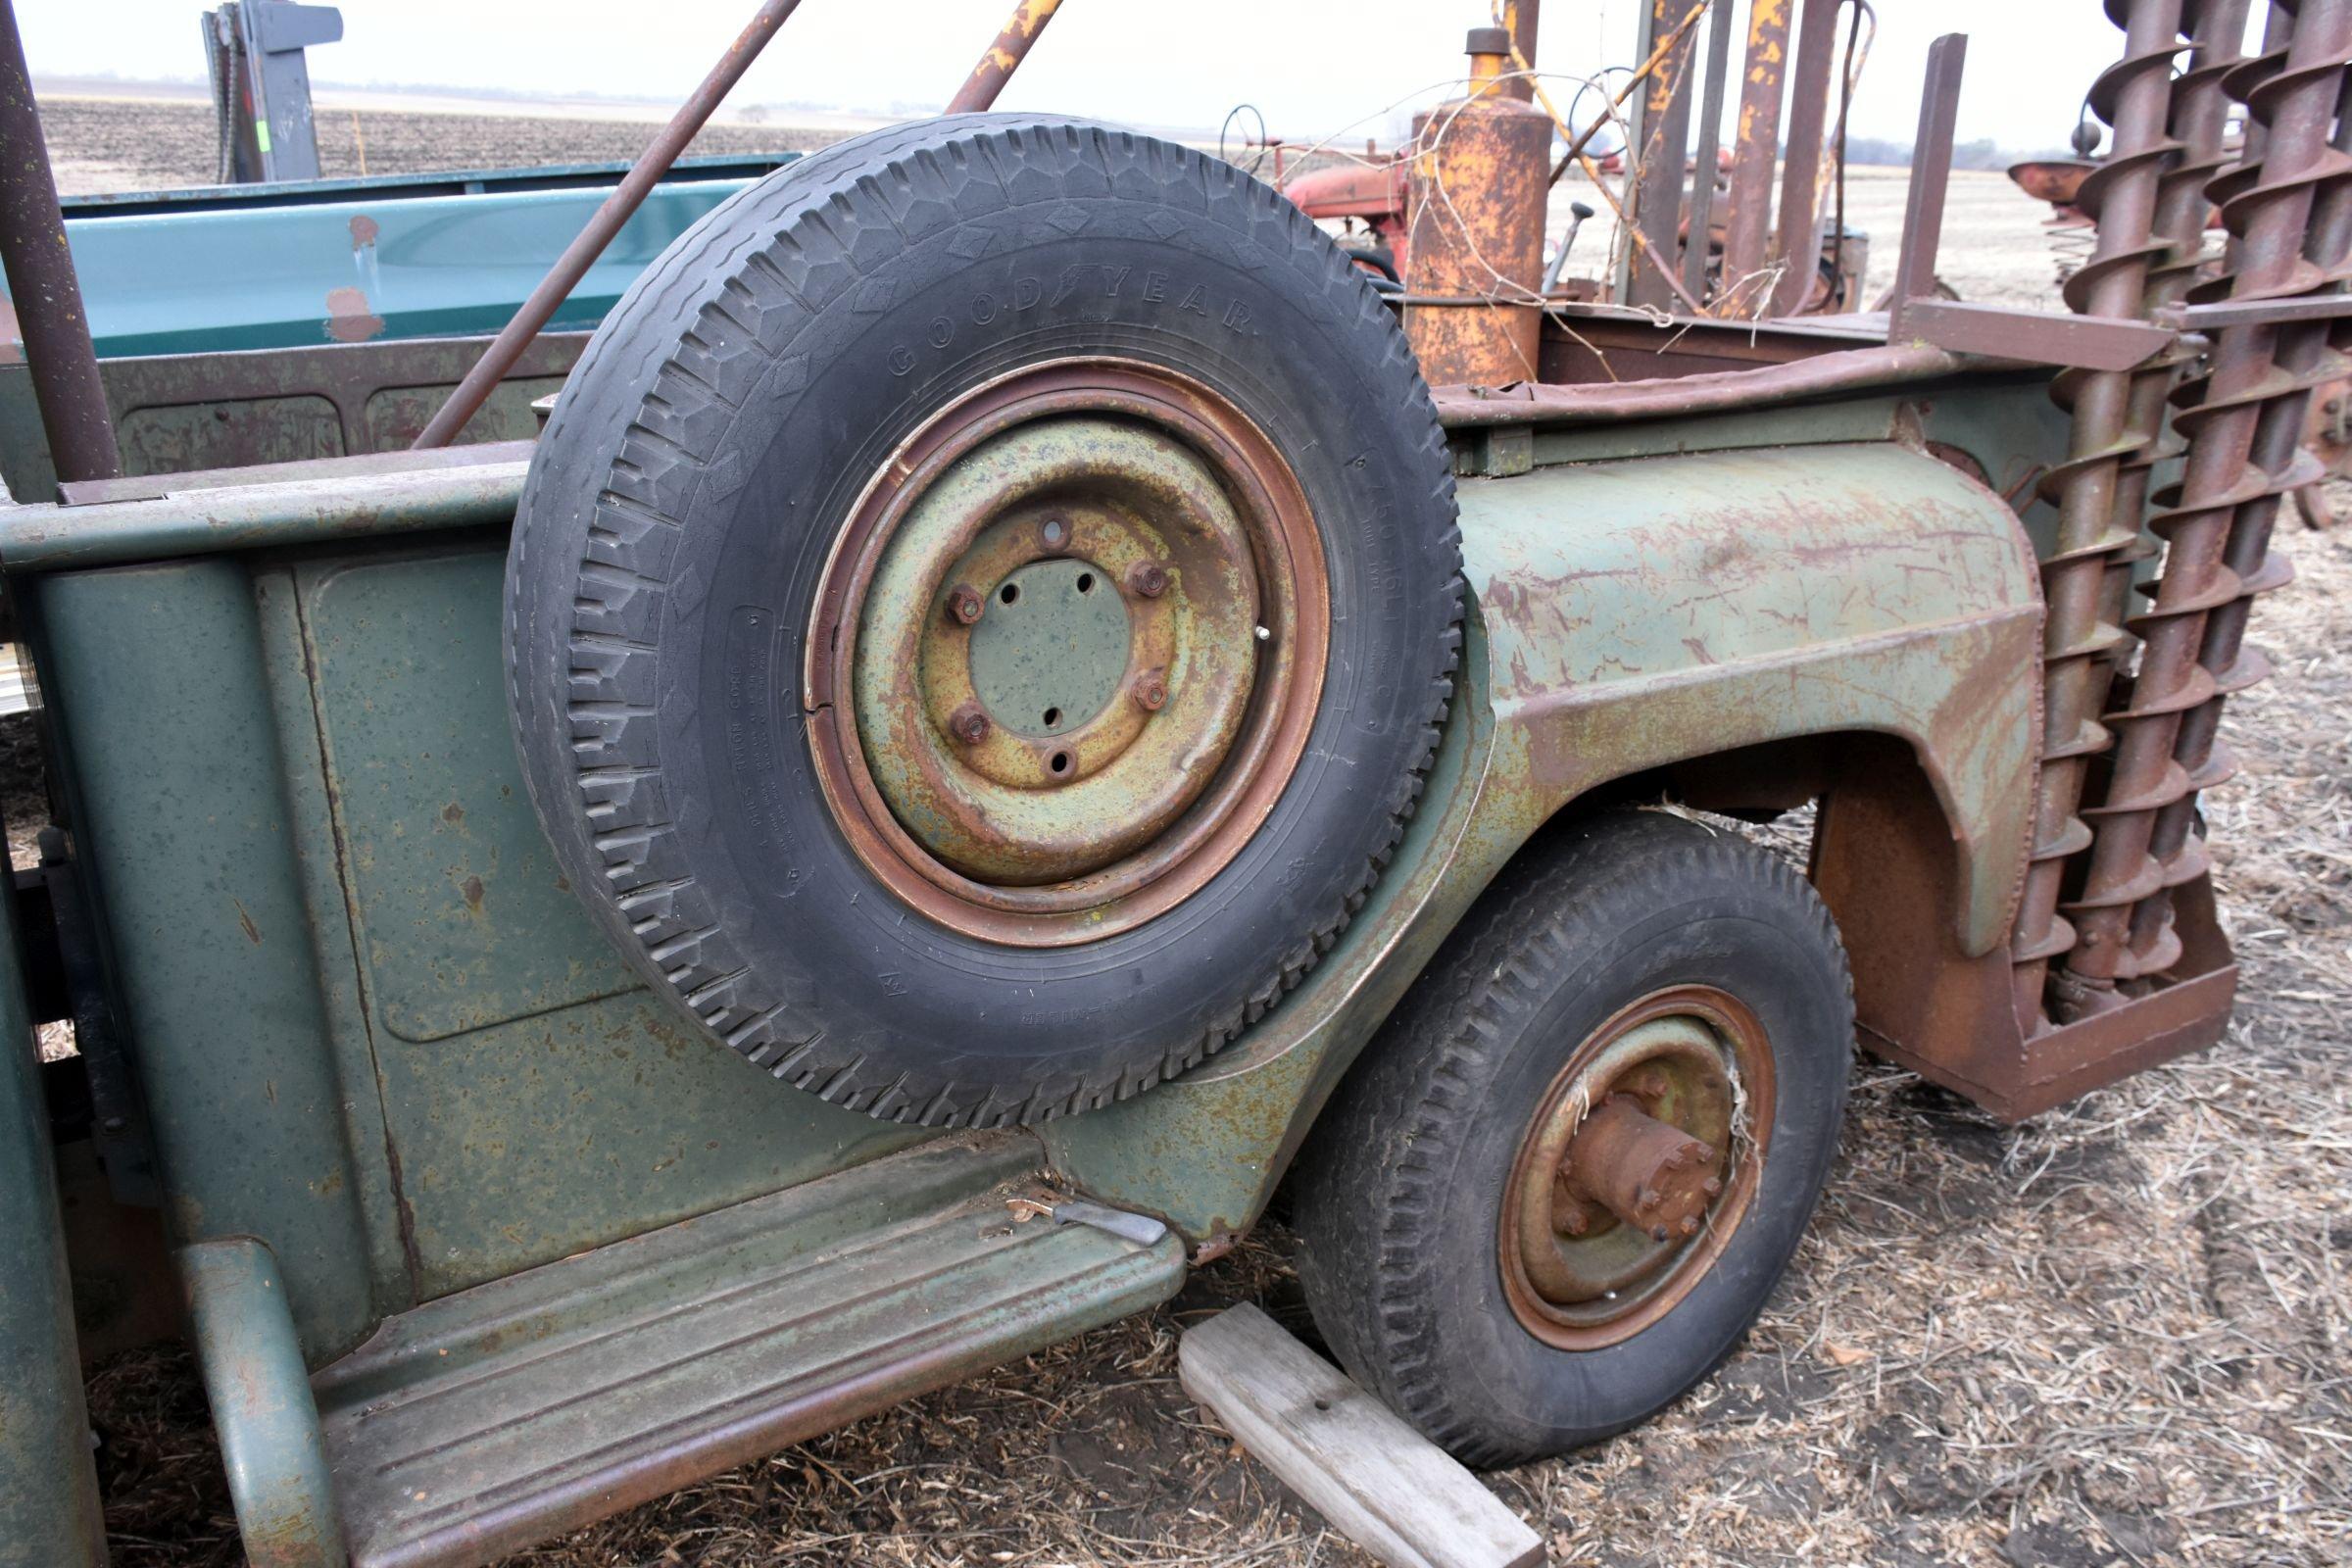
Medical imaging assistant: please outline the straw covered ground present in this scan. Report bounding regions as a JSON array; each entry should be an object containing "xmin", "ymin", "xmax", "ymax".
[{"xmin": 42, "ymin": 99, "xmax": 2352, "ymax": 1568}]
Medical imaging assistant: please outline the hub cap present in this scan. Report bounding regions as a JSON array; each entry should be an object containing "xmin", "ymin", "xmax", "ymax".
[
  {"xmin": 1499, "ymin": 986, "xmax": 1776, "ymax": 1349},
  {"xmin": 805, "ymin": 361, "xmax": 1328, "ymax": 944}
]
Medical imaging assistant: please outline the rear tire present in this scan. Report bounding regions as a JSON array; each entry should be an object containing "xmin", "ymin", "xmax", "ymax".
[{"xmin": 1293, "ymin": 810, "xmax": 1853, "ymax": 1466}]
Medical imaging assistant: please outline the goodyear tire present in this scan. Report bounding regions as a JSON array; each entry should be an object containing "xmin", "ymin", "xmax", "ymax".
[{"xmin": 507, "ymin": 116, "xmax": 1462, "ymax": 1127}]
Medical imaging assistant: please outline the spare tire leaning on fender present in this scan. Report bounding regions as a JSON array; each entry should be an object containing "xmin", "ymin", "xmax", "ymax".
[{"xmin": 506, "ymin": 115, "xmax": 1464, "ymax": 1126}]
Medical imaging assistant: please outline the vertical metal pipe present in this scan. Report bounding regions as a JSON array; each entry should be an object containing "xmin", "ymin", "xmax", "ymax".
[
  {"xmin": 1501, "ymin": 0, "xmax": 1543, "ymax": 101},
  {"xmin": 0, "ymin": 884, "xmax": 106, "ymax": 1567},
  {"xmin": 0, "ymin": 0, "xmax": 120, "ymax": 485},
  {"xmin": 2090, "ymin": 0, "xmax": 2352, "ymax": 988},
  {"xmin": 1629, "ymin": 0, "xmax": 1700, "ymax": 311},
  {"xmin": 412, "ymin": 0, "xmax": 806, "ymax": 450},
  {"xmin": 1718, "ymin": 0, "xmax": 1794, "ymax": 315},
  {"xmin": 1612, "ymin": 0, "xmax": 1662, "ymax": 303},
  {"xmin": 1765, "ymin": 0, "xmax": 1845, "ymax": 315},
  {"xmin": 1886, "ymin": 32, "xmax": 1965, "ymax": 331},
  {"xmin": 1681, "ymin": 0, "xmax": 1737, "ymax": 303},
  {"xmin": 2006, "ymin": 0, "xmax": 2187, "ymax": 1029},
  {"xmin": 945, "ymin": 0, "xmax": 1068, "ymax": 115}
]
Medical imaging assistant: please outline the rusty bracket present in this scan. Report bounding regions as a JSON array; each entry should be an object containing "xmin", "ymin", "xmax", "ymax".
[
  {"xmin": 1896, "ymin": 298, "xmax": 2179, "ymax": 371},
  {"xmin": 1049, "ymin": 1200, "xmax": 1169, "ymax": 1248}
]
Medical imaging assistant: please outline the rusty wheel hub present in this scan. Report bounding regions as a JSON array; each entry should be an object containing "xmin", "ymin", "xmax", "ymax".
[
  {"xmin": 1500, "ymin": 986, "xmax": 1775, "ymax": 1349},
  {"xmin": 805, "ymin": 361, "xmax": 1328, "ymax": 946}
]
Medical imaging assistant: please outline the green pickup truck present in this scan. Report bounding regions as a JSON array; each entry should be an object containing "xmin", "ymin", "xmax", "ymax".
[{"xmin": 2, "ymin": 0, "xmax": 2333, "ymax": 1562}]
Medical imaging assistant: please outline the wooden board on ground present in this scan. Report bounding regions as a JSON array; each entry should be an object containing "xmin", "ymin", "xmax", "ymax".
[{"xmin": 1178, "ymin": 1303, "xmax": 1544, "ymax": 1568}]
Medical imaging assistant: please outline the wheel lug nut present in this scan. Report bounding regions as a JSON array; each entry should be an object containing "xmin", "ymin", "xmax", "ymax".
[
  {"xmin": 949, "ymin": 704, "xmax": 990, "ymax": 745},
  {"xmin": 1132, "ymin": 669, "xmax": 1169, "ymax": 711},
  {"xmin": 1701, "ymin": 1176, "xmax": 1723, "ymax": 1198},
  {"xmin": 1557, "ymin": 1207, "xmax": 1589, "ymax": 1237},
  {"xmin": 946, "ymin": 585, "xmax": 983, "ymax": 625},
  {"xmin": 1679, "ymin": 1215, "xmax": 1700, "ymax": 1237},
  {"xmin": 1125, "ymin": 562, "xmax": 1169, "ymax": 598}
]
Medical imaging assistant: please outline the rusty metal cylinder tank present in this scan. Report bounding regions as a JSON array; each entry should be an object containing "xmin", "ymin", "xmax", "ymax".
[{"xmin": 1405, "ymin": 27, "xmax": 1554, "ymax": 386}]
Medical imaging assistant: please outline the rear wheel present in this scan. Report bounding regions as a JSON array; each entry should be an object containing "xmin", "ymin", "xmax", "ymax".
[
  {"xmin": 507, "ymin": 116, "xmax": 1462, "ymax": 1126},
  {"xmin": 1293, "ymin": 810, "xmax": 1853, "ymax": 1465}
]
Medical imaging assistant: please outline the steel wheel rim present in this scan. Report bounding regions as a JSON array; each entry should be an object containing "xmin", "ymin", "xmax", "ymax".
[
  {"xmin": 804, "ymin": 359, "xmax": 1329, "ymax": 947},
  {"xmin": 1498, "ymin": 985, "xmax": 1776, "ymax": 1349}
]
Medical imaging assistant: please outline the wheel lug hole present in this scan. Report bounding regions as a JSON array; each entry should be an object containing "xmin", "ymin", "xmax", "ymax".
[
  {"xmin": 1049, "ymin": 751, "xmax": 1072, "ymax": 776},
  {"xmin": 1040, "ymin": 516, "xmax": 1069, "ymax": 550}
]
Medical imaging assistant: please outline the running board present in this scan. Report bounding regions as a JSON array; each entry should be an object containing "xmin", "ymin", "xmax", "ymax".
[{"xmin": 312, "ymin": 1132, "xmax": 1183, "ymax": 1568}]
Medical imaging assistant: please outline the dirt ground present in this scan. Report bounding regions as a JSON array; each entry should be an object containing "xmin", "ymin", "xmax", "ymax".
[
  {"xmin": 34, "ymin": 95, "xmax": 838, "ymax": 197},
  {"xmin": 46, "ymin": 100, "xmax": 2352, "ymax": 1568}
]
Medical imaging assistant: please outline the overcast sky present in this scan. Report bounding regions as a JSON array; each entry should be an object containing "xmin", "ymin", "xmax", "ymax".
[{"xmin": 21, "ymin": 1, "xmax": 2165, "ymax": 153}]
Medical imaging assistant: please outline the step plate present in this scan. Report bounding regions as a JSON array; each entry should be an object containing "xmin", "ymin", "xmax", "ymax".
[{"xmin": 316, "ymin": 1132, "xmax": 1183, "ymax": 1568}]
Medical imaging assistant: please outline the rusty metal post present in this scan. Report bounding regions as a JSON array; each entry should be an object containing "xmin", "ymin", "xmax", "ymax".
[
  {"xmin": 1886, "ymin": 33, "xmax": 1964, "ymax": 338},
  {"xmin": 1404, "ymin": 28, "xmax": 1554, "ymax": 385},
  {"xmin": 1717, "ymin": 0, "xmax": 1794, "ymax": 316},
  {"xmin": 1501, "ymin": 0, "xmax": 1542, "ymax": 101},
  {"xmin": 0, "ymin": 0, "xmax": 120, "ymax": 485},
  {"xmin": 2006, "ymin": 0, "xmax": 2187, "ymax": 1029},
  {"xmin": 2070, "ymin": 0, "xmax": 2352, "ymax": 998},
  {"xmin": 1681, "ymin": 0, "xmax": 1738, "ymax": 304},
  {"xmin": 945, "ymin": 0, "xmax": 1067, "ymax": 115},
  {"xmin": 1765, "ymin": 0, "xmax": 1845, "ymax": 316},
  {"xmin": 412, "ymin": 0, "xmax": 804, "ymax": 450},
  {"xmin": 1628, "ymin": 0, "xmax": 1701, "ymax": 312}
]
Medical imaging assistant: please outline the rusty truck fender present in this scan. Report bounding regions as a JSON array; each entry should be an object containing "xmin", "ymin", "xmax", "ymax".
[{"xmin": 1045, "ymin": 438, "xmax": 2041, "ymax": 1247}]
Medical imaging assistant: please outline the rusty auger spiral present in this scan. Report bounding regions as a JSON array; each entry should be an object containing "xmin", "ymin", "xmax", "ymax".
[
  {"xmin": 2008, "ymin": 0, "xmax": 2189, "ymax": 1033},
  {"xmin": 2064, "ymin": 0, "xmax": 2352, "ymax": 1001}
]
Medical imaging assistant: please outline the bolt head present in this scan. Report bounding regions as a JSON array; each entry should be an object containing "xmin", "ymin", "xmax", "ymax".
[
  {"xmin": 1702, "ymin": 1175, "xmax": 1724, "ymax": 1199},
  {"xmin": 1125, "ymin": 561, "xmax": 1170, "ymax": 599},
  {"xmin": 1557, "ymin": 1207, "xmax": 1590, "ymax": 1238},
  {"xmin": 946, "ymin": 585, "xmax": 983, "ymax": 625},
  {"xmin": 949, "ymin": 704, "xmax": 990, "ymax": 745},
  {"xmin": 1133, "ymin": 670, "xmax": 1169, "ymax": 711},
  {"xmin": 1679, "ymin": 1215, "xmax": 1700, "ymax": 1237}
]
